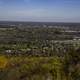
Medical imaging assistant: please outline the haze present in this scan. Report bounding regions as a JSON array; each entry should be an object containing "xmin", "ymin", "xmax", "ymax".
[{"xmin": 0, "ymin": 0, "xmax": 80, "ymax": 22}]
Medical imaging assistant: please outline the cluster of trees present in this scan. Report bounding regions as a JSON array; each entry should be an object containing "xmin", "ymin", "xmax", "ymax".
[{"xmin": 0, "ymin": 40, "xmax": 79, "ymax": 57}]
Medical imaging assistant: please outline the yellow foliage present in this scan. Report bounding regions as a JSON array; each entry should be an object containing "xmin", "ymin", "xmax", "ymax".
[{"xmin": 0, "ymin": 55, "xmax": 8, "ymax": 69}]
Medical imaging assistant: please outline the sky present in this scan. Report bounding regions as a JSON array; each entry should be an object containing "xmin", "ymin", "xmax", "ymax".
[{"xmin": 0, "ymin": 0, "xmax": 80, "ymax": 22}]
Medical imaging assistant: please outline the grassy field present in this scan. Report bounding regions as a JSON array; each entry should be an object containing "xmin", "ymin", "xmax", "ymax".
[
  {"xmin": 0, "ymin": 55, "xmax": 65, "ymax": 80},
  {"xmin": 0, "ymin": 55, "xmax": 80, "ymax": 80}
]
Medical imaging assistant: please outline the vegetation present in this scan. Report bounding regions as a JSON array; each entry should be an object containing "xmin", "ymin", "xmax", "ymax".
[
  {"xmin": 0, "ymin": 26, "xmax": 80, "ymax": 80},
  {"xmin": 0, "ymin": 48, "xmax": 80, "ymax": 80}
]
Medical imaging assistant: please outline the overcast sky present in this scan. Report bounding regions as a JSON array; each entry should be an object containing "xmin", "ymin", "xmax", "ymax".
[{"xmin": 0, "ymin": 0, "xmax": 80, "ymax": 22}]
